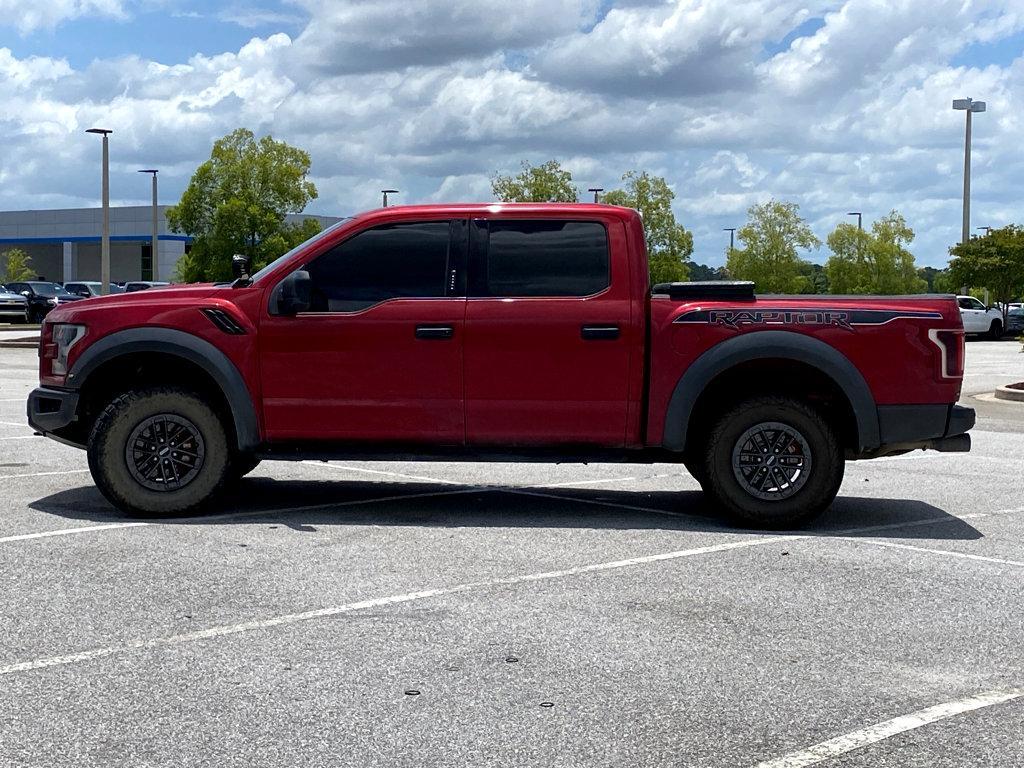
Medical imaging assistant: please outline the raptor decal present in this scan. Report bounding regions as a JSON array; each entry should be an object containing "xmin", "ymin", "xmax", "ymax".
[{"xmin": 673, "ymin": 308, "xmax": 943, "ymax": 331}]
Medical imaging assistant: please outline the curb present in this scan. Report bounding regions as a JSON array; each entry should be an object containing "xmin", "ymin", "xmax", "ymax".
[{"xmin": 994, "ymin": 384, "xmax": 1024, "ymax": 403}]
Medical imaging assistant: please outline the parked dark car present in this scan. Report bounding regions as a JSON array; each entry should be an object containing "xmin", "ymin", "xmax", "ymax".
[
  {"xmin": 64, "ymin": 281, "xmax": 125, "ymax": 297},
  {"xmin": 1007, "ymin": 306, "xmax": 1024, "ymax": 335},
  {"xmin": 5, "ymin": 281, "xmax": 83, "ymax": 322},
  {"xmin": 0, "ymin": 284, "xmax": 30, "ymax": 323},
  {"xmin": 124, "ymin": 281, "xmax": 171, "ymax": 293}
]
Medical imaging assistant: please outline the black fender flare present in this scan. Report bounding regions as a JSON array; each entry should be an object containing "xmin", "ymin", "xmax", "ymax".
[
  {"xmin": 67, "ymin": 327, "xmax": 259, "ymax": 452},
  {"xmin": 662, "ymin": 330, "xmax": 880, "ymax": 452}
]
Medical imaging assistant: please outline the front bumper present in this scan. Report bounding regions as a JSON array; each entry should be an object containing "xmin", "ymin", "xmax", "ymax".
[
  {"xmin": 860, "ymin": 403, "xmax": 975, "ymax": 457},
  {"xmin": 27, "ymin": 386, "xmax": 81, "ymax": 443}
]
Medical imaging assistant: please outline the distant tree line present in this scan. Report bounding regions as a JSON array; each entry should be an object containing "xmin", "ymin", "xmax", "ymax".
[{"xmin": 165, "ymin": 138, "xmax": 1023, "ymax": 309}]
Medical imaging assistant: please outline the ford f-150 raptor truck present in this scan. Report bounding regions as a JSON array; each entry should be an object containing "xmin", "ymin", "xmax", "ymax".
[{"xmin": 28, "ymin": 203, "xmax": 974, "ymax": 527}]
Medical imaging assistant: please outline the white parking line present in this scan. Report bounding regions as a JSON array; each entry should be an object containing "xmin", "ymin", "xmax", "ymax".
[
  {"xmin": 0, "ymin": 533, "xmax": 796, "ymax": 677},
  {"xmin": 845, "ymin": 538, "xmax": 1024, "ymax": 568},
  {"xmin": 0, "ymin": 523, "xmax": 149, "ymax": 544},
  {"xmin": 506, "ymin": 487, "xmax": 712, "ymax": 521},
  {"xmin": 301, "ymin": 461, "xmax": 465, "ymax": 485},
  {"xmin": 0, "ymin": 510, "xmax": 993, "ymax": 676},
  {"xmin": 755, "ymin": 688, "xmax": 1024, "ymax": 768},
  {"xmin": 0, "ymin": 487, "xmax": 490, "ymax": 546},
  {"xmin": 0, "ymin": 469, "xmax": 89, "ymax": 480}
]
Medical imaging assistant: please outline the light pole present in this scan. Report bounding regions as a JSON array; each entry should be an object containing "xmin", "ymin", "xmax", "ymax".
[
  {"xmin": 381, "ymin": 189, "xmax": 398, "ymax": 207},
  {"xmin": 976, "ymin": 226, "xmax": 992, "ymax": 236},
  {"xmin": 847, "ymin": 211, "xmax": 862, "ymax": 231},
  {"xmin": 86, "ymin": 128, "xmax": 112, "ymax": 294},
  {"xmin": 138, "ymin": 169, "xmax": 158, "ymax": 281},
  {"xmin": 588, "ymin": 187, "xmax": 604, "ymax": 204},
  {"xmin": 723, "ymin": 228, "xmax": 736, "ymax": 252},
  {"xmin": 953, "ymin": 97, "xmax": 986, "ymax": 244}
]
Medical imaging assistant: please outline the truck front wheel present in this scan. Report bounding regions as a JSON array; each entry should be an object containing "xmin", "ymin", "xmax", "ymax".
[
  {"xmin": 87, "ymin": 387, "xmax": 231, "ymax": 516},
  {"xmin": 701, "ymin": 396, "xmax": 844, "ymax": 528}
]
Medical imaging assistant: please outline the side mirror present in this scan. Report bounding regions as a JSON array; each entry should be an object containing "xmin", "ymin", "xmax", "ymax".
[
  {"xmin": 231, "ymin": 253, "xmax": 251, "ymax": 280},
  {"xmin": 273, "ymin": 270, "xmax": 312, "ymax": 316}
]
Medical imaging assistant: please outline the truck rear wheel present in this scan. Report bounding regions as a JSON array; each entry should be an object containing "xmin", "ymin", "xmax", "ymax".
[
  {"xmin": 701, "ymin": 396, "xmax": 844, "ymax": 528},
  {"xmin": 87, "ymin": 387, "xmax": 231, "ymax": 516}
]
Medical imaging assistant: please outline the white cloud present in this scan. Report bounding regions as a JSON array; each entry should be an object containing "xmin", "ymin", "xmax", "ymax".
[
  {"xmin": 1, "ymin": 0, "xmax": 1023, "ymax": 268},
  {"xmin": 0, "ymin": 0, "xmax": 127, "ymax": 33},
  {"xmin": 287, "ymin": 0, "xmax": 597, "ymax": 75}
]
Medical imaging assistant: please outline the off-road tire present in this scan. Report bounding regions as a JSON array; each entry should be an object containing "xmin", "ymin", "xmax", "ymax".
[
  {"xmin": 701, "ymin": 396, "xmax": 844, "ymax": 529},
  {"xmin": 87, "ymin": 387, "xmax": 231, "ymax": 516},
  {"xmin": 988, "ymin": 320, "xmax": 1003, "ymax": 340}
]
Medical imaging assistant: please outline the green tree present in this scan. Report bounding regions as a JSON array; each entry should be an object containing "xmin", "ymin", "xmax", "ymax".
[
  {"xmin": 726, "ymin": 200, "xmax": 820, "ymax": 293},
  {"xmin": 948, "ymin": 225, "xmax": 1024, "ymax": 320},
  {"xmin": 603, "ymin": 171, "xmax": 693, "ymax": 284},
  {"xmin": 689, "ymin": 262, "xmax": 729, "ymax": 281},
  {"xmin": 797, "ymin": 260, "xmax": 829, "ymax": 293},
  {"xmin": 491, "ymin": 160, "xmax": 578, "ymax": 203},
  {"xmin": 167, "ymin": 128, "xmax": 319, "ymax": 282},
  {"xmin": 931, "ymin": 269, "xmax": 957, "ymax": 294},
  {"xmin": 1, "ymin": 248, "xmax": 33, "ymax": 282},
  {"xmin": 825, "ymin": 211, "xmax": 926, "ymax": 294}
]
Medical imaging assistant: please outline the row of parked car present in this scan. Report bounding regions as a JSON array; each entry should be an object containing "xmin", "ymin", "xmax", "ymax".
[
  {"xmin": 0, "ymin": 280, "xmax": 170, "ymax": 323},
  {"xmin": 958, "ymin": 295, "xmax": 1024, "ymax": 338}
]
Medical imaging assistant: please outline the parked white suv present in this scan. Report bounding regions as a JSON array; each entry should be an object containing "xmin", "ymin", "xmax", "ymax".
[{"xmin": 957, "ymin": 295, "xmax": 1004, "ymax": 339}]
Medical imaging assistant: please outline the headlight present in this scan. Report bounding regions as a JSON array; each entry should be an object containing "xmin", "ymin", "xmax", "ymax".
[{"xmin": 51, "ymin": 324, "xmax": 87, "ymax": 377}]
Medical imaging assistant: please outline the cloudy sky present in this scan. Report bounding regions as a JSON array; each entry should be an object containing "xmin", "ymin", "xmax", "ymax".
[{"xmin": 0, "ymin": 0, "xmax": 1021, "ymax": 267}]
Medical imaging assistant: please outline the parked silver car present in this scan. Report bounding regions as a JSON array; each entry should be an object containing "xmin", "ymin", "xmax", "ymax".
[{"xmin": 0, "ymin": 284, "xmax": 30, "ymax": 323}]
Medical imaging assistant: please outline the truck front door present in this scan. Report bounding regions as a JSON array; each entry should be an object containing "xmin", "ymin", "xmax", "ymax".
[
  {"xmin": 259, "ymin": 219, "xmax": 467, "ymax": 443},
  {"xmin": 463, "ymin": 218, "xmax": 633, "ymax": 447}
]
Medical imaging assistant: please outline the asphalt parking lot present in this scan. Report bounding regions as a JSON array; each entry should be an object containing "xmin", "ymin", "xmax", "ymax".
[{"xmin": 1, "ymin": 339, "xmax": 1023, "ymax": 767}]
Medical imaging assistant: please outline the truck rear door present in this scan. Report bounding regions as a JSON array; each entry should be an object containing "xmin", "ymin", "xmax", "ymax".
[{"xmin": 463, "ymin": 217, "xmax": 633, "ymax": 447}]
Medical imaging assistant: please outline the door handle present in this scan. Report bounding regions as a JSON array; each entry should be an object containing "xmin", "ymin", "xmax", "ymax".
[
  {"xmin": 415, "ymin": 325, "xmax": 454, "ymax": 340},
  {"xmin": 581, "ymin": 325, "xmax": 620, "ymax": 340}
]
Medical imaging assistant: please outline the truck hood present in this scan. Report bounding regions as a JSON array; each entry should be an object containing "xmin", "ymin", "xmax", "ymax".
[{"xmin": 43, "ymin": 283, "xmax": 224, "ymax": 323}]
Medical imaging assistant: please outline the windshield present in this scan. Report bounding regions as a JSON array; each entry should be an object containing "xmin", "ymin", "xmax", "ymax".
[
  {"xmin": 250, "ymin": 219, "xmax": 352, "ymax": 283},
  {"xmin": 30, "ymin": 283, "xmax": 72, "ymax": 298}
]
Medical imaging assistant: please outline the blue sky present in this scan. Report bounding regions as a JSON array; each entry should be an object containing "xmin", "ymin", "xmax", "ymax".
[{"xmin": 0, "ymin": 0, "xmax": 1022, "ymax": 268}]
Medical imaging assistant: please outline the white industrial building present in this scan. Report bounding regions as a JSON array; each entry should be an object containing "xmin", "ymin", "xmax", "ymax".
[{"xmin": 0, "ymin": 206, "xmax": 344, "ymax": 283}]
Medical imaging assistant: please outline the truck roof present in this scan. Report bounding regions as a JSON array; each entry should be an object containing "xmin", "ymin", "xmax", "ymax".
[{"xmin": 349, "ymin": 202, "xmax": 640, "ymax": 222}]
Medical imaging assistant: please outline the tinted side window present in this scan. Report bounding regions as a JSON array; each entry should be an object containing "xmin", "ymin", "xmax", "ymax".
[
  {"xmin": 305, "ymin": 221, "xmax": 453, "ymax": 312},
  {"xmin": 482, "ymin": 220, "xmax": 609, "ymax": 297}
]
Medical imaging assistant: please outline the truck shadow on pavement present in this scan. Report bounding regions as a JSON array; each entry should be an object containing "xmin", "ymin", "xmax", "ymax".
[{"xmin": 29, "ymin": 476, "xmax": 983, "ymax": 541}]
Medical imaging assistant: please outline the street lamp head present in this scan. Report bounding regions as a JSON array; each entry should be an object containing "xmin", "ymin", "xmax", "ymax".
[
  {"xmin": 85, "ymin": 128, "xmax": 112, "ymax": 135},
  {"xmin": 847, "ymin": 211, "xmax": 861, "ymax": 216},
  {"xmin": 381, "ymin": 189, "xmax": 399, "ymax": 194},
  {"xmin": 952, "ymin": 98, "xmax": 971, "ymax": 110},
  {"xmin": 138, "ymin": 169, "xmax": 158, "ymax": 174},
  {"xmin": 970, "ymin": 101, "xmax": 986, "ymax": 113}
]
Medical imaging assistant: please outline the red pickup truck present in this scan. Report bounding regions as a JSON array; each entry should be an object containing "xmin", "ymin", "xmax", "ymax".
[{"xmin": 28, "ymin": 203, "xmax": 974, "ymax": 527}]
